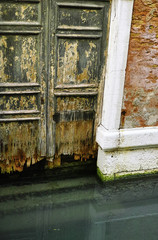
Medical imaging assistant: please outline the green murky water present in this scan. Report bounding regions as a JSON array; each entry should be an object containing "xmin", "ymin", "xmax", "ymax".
[{"xmin": 0, "ymin": 174, "xmax": 158, "ymax": 240}]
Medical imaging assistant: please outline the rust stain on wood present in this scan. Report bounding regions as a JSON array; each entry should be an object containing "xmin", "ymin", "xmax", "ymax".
[
  {"xmin": 0, "ymin": 0, "xmax": 41, "ymax": 173},
  {"xmin": 0, "ymin": 121, "xmax": 39, "ymax": 173},
  {"xmin": 0, "ymin": 95, "xmax": 38, "ymax": 111},
  {"xmin": 56, "ymin": 96, "xmax": 97, "ymax": 112},
  {"xmin": 55, "ymin": 120, "xmax": 97, "ymax": 162},
  {"xmin": 0, "ymin": 0, "xmax": 110, "ymax": 173}
]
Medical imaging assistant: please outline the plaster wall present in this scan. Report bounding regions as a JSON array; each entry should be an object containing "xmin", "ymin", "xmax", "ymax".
[{"xmin": 121, "ymin": 0, "xmax": 158, "ymax": 128}]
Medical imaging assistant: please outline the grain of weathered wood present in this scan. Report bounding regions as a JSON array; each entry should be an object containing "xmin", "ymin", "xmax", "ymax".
[{"xmin": 0, "ymin": 0, "xmax": 110, "ymax": 172}]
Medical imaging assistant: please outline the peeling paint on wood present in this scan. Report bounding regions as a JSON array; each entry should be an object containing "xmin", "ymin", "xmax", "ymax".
[
  {"xmin": 57, "ymin": 5, "xmax": 103, "ymax": 30},
  {"xmin": 0, "ymin": 94, "xmax": 38, "ymax": 111},
  {"xmin": 47, "ymin": 0, "xmax": 110, "ymax": 168},
  {"xmin": 0, "ymin": 121, "xmax": 39, "ymax": 173},
  {"xmin": 0, "ymin": 35, "xmax": 38, "ymax": 83},
  {"xmin": 56, "ymin": 96, "xmax": 97, "ymax": 112},
  {"xmin": 0, "ymin": 2, "xmax": 39, "ymax": 23},
  {"xmin": 0, "ymin": 0, "xmax": 110, "ymax": 173},
  {"xmin": 55, "ymin": 120, "xmax": 97, "ymax": 162},
  {"xmin": 57, "ymin": 38, "xmax": 100, "ymax": 86},
  {"xmin": 0, "ymin": 0, "xmax": 43, "ymax": 173}
]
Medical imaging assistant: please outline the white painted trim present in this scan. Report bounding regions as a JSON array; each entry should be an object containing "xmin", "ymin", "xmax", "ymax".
[
  {"xmin": 97, "ymin": 147, "xmax": 158, "ymax": 176},
  {"xmin": 96, "ymin": 0, "xmax": 158, "ymax": 178},
  {"xmin": 96, "ymin": 125, "xmax": 158, "ymax": 151},
  {"xmin": 101, "ymin": 0, "xmax": 134, "ymax": 130},
  {"xmin": 96, "ymin": 125, "xmax": 119, "ymax": 150}
]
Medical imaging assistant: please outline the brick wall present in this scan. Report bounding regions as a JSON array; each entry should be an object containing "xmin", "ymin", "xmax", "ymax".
[{"xmin": 121, "ymin": 0, "xmax": 158, "ymax": 128}]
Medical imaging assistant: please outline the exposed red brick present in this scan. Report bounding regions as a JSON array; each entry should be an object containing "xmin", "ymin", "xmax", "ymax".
[{"xmin": 121, "ymin": 0, "xmax": 158, "ymax": 128}]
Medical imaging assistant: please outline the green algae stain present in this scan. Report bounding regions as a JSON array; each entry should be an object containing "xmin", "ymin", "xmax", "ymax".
[{"xmin": 97, "ymin": 167, "xmax": 158, "ymax": 182}]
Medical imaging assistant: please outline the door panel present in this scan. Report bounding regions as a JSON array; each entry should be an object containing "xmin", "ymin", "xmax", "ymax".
[
  {"xmin": 57, "ymin": 2, "xmax": 104, "ymax": 30},
  {"xmin": 0, "ymin": 34, "xmax": 39, "ymax": 83},
  {"xmin": 0, "ymin": 1, "xmax": 40, "ymax": 23},
  {"xmin": 56, "ymin": 36, "xmax": 101, "ymax": 85}
]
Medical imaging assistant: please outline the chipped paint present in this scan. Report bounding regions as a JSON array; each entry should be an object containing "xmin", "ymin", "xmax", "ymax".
[
  {"xmin": 81, "ymin": 9, "xmax": 98, "ymax": 24},
  {"xmin": 54, "ymin": 32, "xmax": 102, "ymax": 165},
  {"xmin": 0, "ymin": 0, "xmax": 42, "ymax": 173},
  {"xmin": 56, "ymin": 96, "xmax": 97, "ymax": 112},
  {"xmin": 57, "ymin": 41, "xmax": 78, "ymax": 84},
  {"xmin": 0, "ymin": 95, "xmax": 38, "ymax": 111},
  {"xmin": 55, "ymin": 120, "xmax": 97, "ymax": 162},
  {"xmin": 58, "ymin": 6, "xmax": 103, "ymax": 29},
  {"xmin": 57, "ymin": 39, "xmax": 99, "ymax": 85},
  {"xmin": 0, "ymin": 0, "xmax": 109, "ymax": 173},
  {"xmin": 0, "ymin": 2, "xmax": 39, "ymax": 23},
  {"xmin": 0, "ymin": 35, "xmax": 38, "ymax": 83},
  {"xmin": 0, "ymin": 36, "xmax": 9, "ymax": 82},
  {"xmin": 21, "ymin": 36, "xmax": 37, "ymax": 83},
  {"xmin": 121, "ymin": 0, "xmax": 158, "ymax": 128},
  {"xmin": 0, "ymin": 121, "xmax": 39, "ymax": 173}
]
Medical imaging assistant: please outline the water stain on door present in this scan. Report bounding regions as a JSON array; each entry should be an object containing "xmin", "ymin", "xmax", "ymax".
[{"xmin": 0, "ymin": 0, "xmax": 110, "ymax": 173}]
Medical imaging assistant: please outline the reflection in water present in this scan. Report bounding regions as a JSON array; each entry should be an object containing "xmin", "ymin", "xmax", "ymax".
[{"xmin": 0, "ymin": 175, "xmax": 158, "ymax": 240}]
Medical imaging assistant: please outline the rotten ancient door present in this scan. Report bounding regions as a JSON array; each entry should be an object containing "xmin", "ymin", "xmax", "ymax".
[
  {"xmin": 48, "ymin": 0, "xmax": 109, "ymax": 165},
  {"xmin": 0, "ymin": 0, "xmax": 109, "ymax": 172}
]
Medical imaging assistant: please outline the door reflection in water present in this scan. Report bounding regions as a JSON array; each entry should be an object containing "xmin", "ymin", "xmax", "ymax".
[{"xmin": 0, "ymin": 175, "xmax": 158, "ymax": 240}]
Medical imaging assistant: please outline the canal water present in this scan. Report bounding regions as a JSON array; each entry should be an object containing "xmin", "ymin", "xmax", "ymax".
[{"xmin": 0, "ymin": 172, "xmax": 158, "ymax": 240}]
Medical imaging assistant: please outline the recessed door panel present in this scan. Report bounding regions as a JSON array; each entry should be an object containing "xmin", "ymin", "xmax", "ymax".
[
  {"xmin": 57, "ymin": 2, "xmax": 104, "ymax": 30},
  {"xmin": 56, "ymin": 37, "xmax": 100, "ymax": 86}
]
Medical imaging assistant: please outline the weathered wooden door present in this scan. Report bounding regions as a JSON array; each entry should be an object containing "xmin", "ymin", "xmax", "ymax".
[
  {"xmin": 0, "ymin": 0, "xmax": 109, "ymax": 172},
  {"xmin": 47, "ymin": 0, "xmax": 109, "ymax": 165}
]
